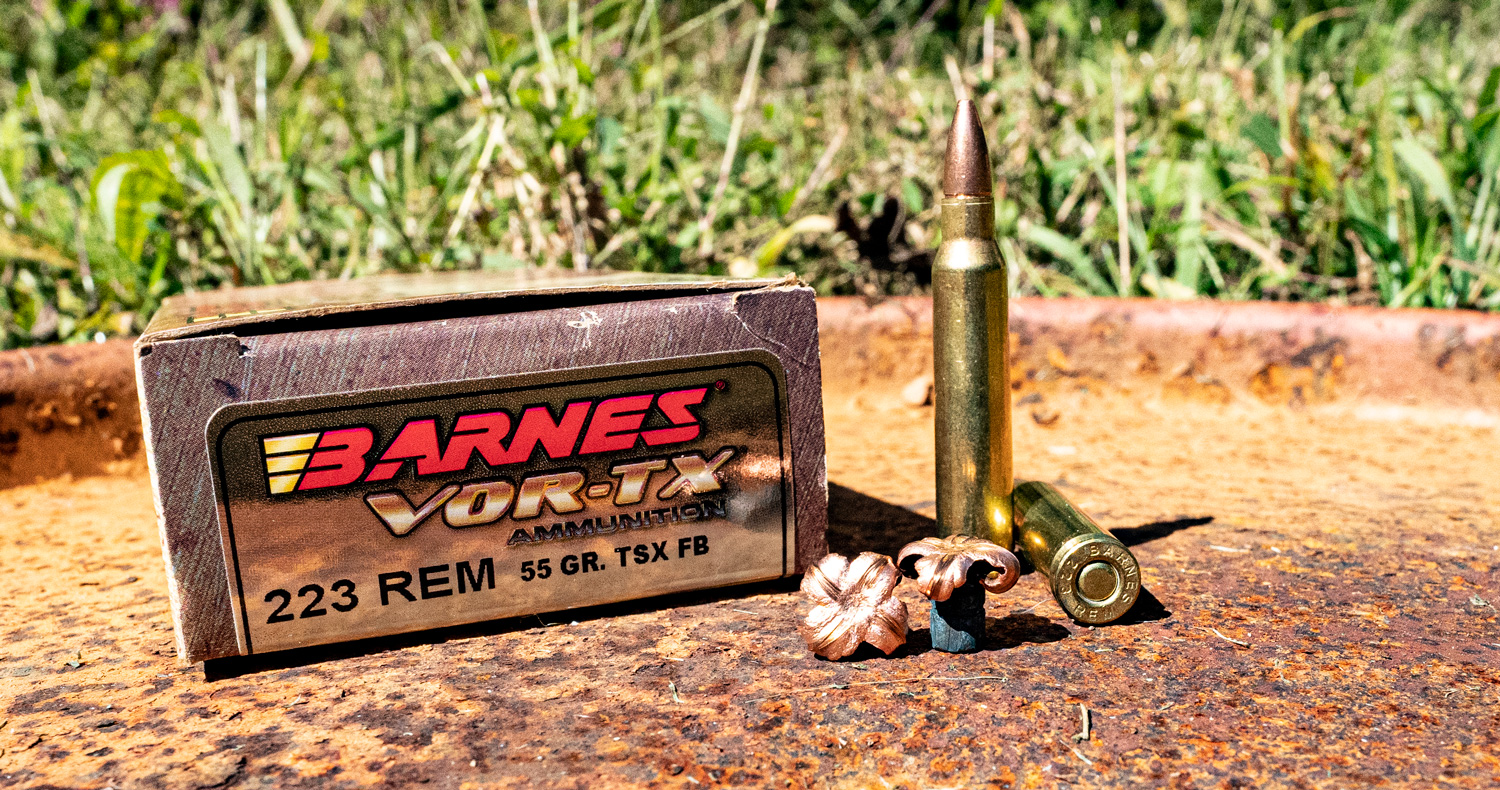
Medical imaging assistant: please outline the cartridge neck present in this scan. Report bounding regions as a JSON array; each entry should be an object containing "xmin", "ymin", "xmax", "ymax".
[{"xmin": 939, "ymin": 196, "xmax": 996, "ymax": 241}]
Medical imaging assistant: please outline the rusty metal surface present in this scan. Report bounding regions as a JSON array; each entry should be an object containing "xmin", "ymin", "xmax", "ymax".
[
  {"xmin": 4, "ymin": 299, "xmax": 1500, "ymax": 788},
  {"xmin": 0, "ymin": 339, "xmax": 143, "ymax": 488},
  {"xmin": 817, "ymin": 296, "xmax": 1500, "ymax": 415},
  {"xmin": 9, "ymin": 294, "xmax": 1500, "ymax": 490}
]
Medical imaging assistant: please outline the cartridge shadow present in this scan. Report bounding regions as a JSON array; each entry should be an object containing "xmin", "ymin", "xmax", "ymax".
[
  {"xmin": 984, "ymin": 613, "xmax": 1072, "ymax": 649},
  {"xmin": 882, "ymin": 614, "xmax": 1074, "ymax": 659},
  {"xmin": 820, "ymin": 629, "xmax": 934, "ymax": 661},
  {"xmin": 1111, "ymin": 516, "xmax": 1215, "ymax": 546},
  {"xmin": 826, "ymin": 483, "xmax": 937, "ymax": 557},
  {"xmin": 1108, "ymin": 587, "xmax": 1171, "ymax": 625}
]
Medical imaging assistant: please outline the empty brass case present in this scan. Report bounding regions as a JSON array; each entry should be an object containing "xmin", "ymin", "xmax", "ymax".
[{"xmin": 1013, "ymin": 480, "xmax": 1141, "ymax": 624}]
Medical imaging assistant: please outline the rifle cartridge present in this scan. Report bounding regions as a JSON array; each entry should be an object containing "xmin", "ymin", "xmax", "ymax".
[
  {"xmin": 1013, "ymin": 480, "xmax": 1141, "ymax": 624},
  {"xmin": 934, "ymin": 100, "xmax": 1013, "ymax": 548}
]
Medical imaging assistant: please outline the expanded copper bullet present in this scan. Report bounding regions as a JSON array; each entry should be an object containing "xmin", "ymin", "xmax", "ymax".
[
  {"xmin": 933, "ymin": 100, "xmax": 1013, "ymax": 548},
  {"xmin": 897, "ymin": 535, "xmax": 1019, "ymax": 653},
  {"xmin": 799, "ymin": 552, "xmax": 909, "ymax": 660},
  {"xmin": 1013, "ymin": 480, "xmax": 1141, "ymax": 624}
]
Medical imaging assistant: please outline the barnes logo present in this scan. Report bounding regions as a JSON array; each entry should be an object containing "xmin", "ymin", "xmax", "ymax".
[
  {"xmin": 259, "ymin": 386, "xmax": 708, "ymax": 496},
  {"xmin": 257, "ymin": 385, "xmax": 738, "ymax": 544}
]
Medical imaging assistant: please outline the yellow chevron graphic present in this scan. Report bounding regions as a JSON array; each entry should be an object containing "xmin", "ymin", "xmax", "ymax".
[
  {"xmin": 264, "ymin": 453, "xmax": 311, "ymax": 473},
  {"xmin": 263, "ymin": 432, "xmax": 319, "ymax": 455},
  {"xmin": 262, "ymin": 432, "xmax": 322, "ymax": 494}
]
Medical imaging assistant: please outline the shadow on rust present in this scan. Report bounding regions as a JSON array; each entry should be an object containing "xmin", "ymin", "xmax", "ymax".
[
  {"xmin": 195, "ymin": 485, "xmax": 1187, "ymax": 682},
  {"xmin": 205, "ymin": 576, "xmax": 801, "ymax": 680}
]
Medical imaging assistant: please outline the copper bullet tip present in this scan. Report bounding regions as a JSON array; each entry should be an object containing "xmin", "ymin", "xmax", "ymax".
[{"xmin": 942, "ymin": 100, "xmax": 993, "ymax": 198}]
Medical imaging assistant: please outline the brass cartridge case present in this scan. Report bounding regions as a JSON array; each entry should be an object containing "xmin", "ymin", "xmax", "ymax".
[
  {"xmin": 934, "ymin": 100, "xmax": 1013, "ymax": 548},
  {"xmin": 1013, "ymin": 480, "xmax": 1141, "ymax": 624}
]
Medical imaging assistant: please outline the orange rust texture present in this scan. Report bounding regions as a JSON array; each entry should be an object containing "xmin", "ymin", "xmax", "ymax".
[
  {"xmin": 4, "ymin": 298, "xmax": 1500, "ymax": 788},
  {"xmin": 816, "ymin": 296, "xmax": 1500, "ymax": 415},
  {"xmin": 7, "ymin": 296, "xmax": 1500, "ymax": 488},
  {"xmin": 0, "ymin": 339, "xmax": 144, "ymax": 488}
]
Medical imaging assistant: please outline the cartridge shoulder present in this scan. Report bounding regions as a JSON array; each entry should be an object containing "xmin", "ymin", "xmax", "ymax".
[{"xmin": 933, "ymin": 240, "xmax": 1006, "ymax": 273}]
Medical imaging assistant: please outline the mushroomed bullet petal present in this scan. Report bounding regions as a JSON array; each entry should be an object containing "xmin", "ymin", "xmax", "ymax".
[
  {"xmin": 799, "ymin": 552, "xmax": 909, "ymax": 660},
  {"xmin": 897, "ymin": 535, "xmax": 1020, "ymax": 602},
  {"xmin": 978, "ymin": 548, "xmax": 1022, "ymax": 594}
]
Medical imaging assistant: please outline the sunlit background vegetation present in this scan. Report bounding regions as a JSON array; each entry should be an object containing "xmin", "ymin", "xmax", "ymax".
[{"xmin": 2, "ymin": 0, "xmax": 1498, "ymax": 347}]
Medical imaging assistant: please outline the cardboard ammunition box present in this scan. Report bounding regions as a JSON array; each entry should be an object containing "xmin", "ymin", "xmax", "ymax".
[{"xmin": 135, "ymin": 271, "xmax": 827, "ymax": 663}]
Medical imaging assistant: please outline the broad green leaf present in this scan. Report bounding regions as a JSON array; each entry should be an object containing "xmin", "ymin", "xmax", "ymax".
[
  {"xmin": 515, "ymin": 88, "xmax": 546, "ymax": 117},
  {"xmin": 1286, "ymin": 7, "xmax": 1356, "ymax": 43},
  {"xmin": 1172, "ymin": 119, "xmax": 1206, "ymax": 141},
  {"xmin": 1140, "ymin": 271, "xmax": 1198, "ymax": 300},
  {"xmin": 1343, "ymin": 182, "xmax": 1372, "ymax": 224},
  {"xmin": 0, "ymin": 110, "xmax": 25, "ymax": 189},
  {"xmin": 1174, "ymin": 163, "xmax": 1205, "ymax": 291},
  {"xmin": 488, "ymin": 32, "xmax": 520, "ymax": 65},
  {"xmin": 596, "ymin": 117, "xmax": 624, "ymax": 157},
  {"xmin": 740, "ymin": 135, "xmax": 776, "ymax": 158},
  {"xmin": 901, "ymin": 178, "xmax": 924, "ymax": 214},
  {"xmin": 201, "ymin": 123, "xmax": 253, "ymax": 221},
  {"xmin": 90, "ymin": 150, "xmax": 181, "ymax": 264},
  {"xmin": 1241, "ymin": 113, "xmax": 1281, "ymax": 159},
  {"xmin": 1393, "ymin": 139, "xmax": 1464, "ymax": 256},
  {"xmin": 1222, "ymin": 175, "xmax": 1297, "ymax": 200},
  {"xmin": 1479, "ymin": 121, "xmax": 1500, "ymax": 180},
  {"xmin": 755, "ymin": 215, "xmax": 836, "ymax": 270},
  {"xmin": 698, "ymin": 95, "xmax": 731, "ymax": 144},
  {"xmin": 1346, "ymin": 216, "xmax": 1398, "ymax": 260},
  {"xmin": 1392, "ymin": 141, "xmax": 1452, "ymax": 213},
  {"xmin": 301, "ymin": 167, "xmax": 340, "ymax": 194},
  {"xmin": 1157, "ymin": 0, "xmax": 1189, "ymax": 30},
  {"xmin": 572, "ymin": 57, "xmax": 595, "ymax": 86},
  {"xmin": 0, "ymin": 227, "xmax": 75, "ymax": 270},
  {"xmin": 152, "ymin": 109, "xmax": 201, "ymax": 137},
  {"xmin": 776, "ymin": 189, "xmax": 797, "ymax": 217},
  {"xmin": 1481, "ymin": 66, "xmax": 1500, "ymax": 114},
  {"xmin": 553, "ymin": 113, "xmax": 595, "ymax": 148},
  {"xmin": 1045, "ymin": 2, "xmax": 1081, "ymax": 38},
  {"xmin": 93, "ymin": 163, "xmax": 131, "ymax": 244}
]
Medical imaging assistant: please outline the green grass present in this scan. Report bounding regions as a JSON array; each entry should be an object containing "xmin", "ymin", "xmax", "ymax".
[{"xmin": 1, "ymin": 0, "xmax": 1498, "ymax": 348}]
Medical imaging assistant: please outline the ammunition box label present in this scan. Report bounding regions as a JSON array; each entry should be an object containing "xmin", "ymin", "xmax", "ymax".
[{"xmin": 207, "ymin": 351, "xmax": 794, "ymax": 655}]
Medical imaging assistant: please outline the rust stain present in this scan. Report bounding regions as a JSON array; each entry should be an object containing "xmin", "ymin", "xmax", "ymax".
[
  {"xmin": 1046, "ymin": 347, "xmax": 1076, "ymax": 376},
  {"xmin": 1135, "ymin": 352, "xmax": 1160, "ymax": 375},
  {"xmin": 0, "ymin": 339, "xmax": 142, "ymax": 487},
  {"xmin": 1163, "ymin": 370, "xmax": 1233, "ymax": 404},
  {"xmin": 1087, "ymin": 315, "xmax": 1128, "ymax": 346},
  {"xmin": 1248, "ymin": 338, "xmax": 1345, "ymax": 407}
]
